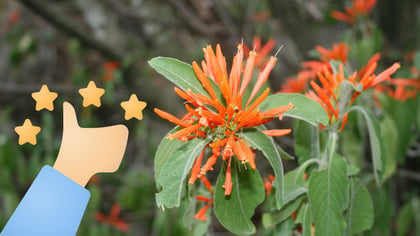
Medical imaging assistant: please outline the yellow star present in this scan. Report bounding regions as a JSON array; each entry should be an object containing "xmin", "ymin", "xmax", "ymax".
[
  {"xmin": 121, "ymin": 94, "xmax": 147, "ymax": 120},
  {"xmin": 15, "ymin": 119, "xmax": 41, "ymax": 145},
  {"xmin": 31, "ymin": 85, "xmax": 58, "ymax": 111},
  {"xmin": 78, "ymin": 81, "xmax": 105, "ymax": 107}
]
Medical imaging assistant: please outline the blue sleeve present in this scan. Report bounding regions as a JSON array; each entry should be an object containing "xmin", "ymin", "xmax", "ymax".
[{"xmin": 1, "ymin": 165, "xmax": 90, "ymax": 236}]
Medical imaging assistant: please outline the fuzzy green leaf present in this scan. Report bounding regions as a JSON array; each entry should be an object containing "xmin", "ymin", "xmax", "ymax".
[
  {"xmin": 155, "ymin": 138, "xmax": 209, "ymax": 208},
  {"xmin": 308, "ymin": 154, "xmax": 349, "ymax": 236},
  {"xmin": 154, "ymin": 127, "xmax": 184, "ymax": 186},
  {"xmin": 260, "ymin": 93, "xmax": 329, "ymax": 126},
  {"xmin": 262, "ymin": 195, "xmax": 305, "ymax": 228},
  {"xmin": 241, "ymin": 128, "xmax": 284, "ymax": 208},
  {"xmin": 296, "ymin": 203, "xmax": 312, "ymax": 236},
  {"xmin": 345, "ymin": 179, "xmax": 374, "ymax": 235},
  {"xmin": 214, "ymin": 161, "xmax": 265, "ymax": 235},
  {"xmin": 349, "ymin": 106, "xmax": 385, "ymax": 185},
  {"xmin": 149, "ymin": 57, "xmax": 206, "ymax": 95}
]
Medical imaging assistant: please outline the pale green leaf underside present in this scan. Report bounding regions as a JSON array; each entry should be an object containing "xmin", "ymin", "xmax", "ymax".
[
  {"xmin": 156, "ymin": 138, "xmax": 209, "ymax": 208},
  {"xmin": 260, "ymin": 93, "xmax": 329, "ymax": 126},
  {"xmin": 154, "ymin": 127, "xmax": 183, "ymax": 185},
  {"xmin": 148, "ymin": 57, "xmax": 206, "ymax": 95},
  {"xmin": 349, "ymin": 106, "xmax": 385, "ymax": 185}
]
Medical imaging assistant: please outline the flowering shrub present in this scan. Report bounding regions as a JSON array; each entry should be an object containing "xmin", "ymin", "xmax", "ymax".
[{"xmin": 149, "ymin": 0, "xmax": 420, "ymax": 235}]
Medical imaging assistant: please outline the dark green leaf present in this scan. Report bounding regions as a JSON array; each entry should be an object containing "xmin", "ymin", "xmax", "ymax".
[
  {"xmin": 349, "ymin": 106, "xmax": 385, "ymax": 185},
  {"xmin": 366, "ymin": 188, "xmax": 394, "ymax": 236},
  {"xmin": 260, "ymin": 93, "xmax": 329, "ymax": 126},
  {"xmin": 214, "ymin": 161, "xmax": 265, "ymax": 235},
  {"xmin": 345, "ymin": 179, "xmax": 374, "ymax": 235},
  {"xmin": 396, "ymin": 199, "xmax": 414, "ymax": 236},
  {"xmin": 308, "ymin": 154, "xmax": 349, "ymax": 236},
  {"xmin": 156, "ymin": 138, "xmax": 209, "ymax": 208},
  {"xmin": 241, "ymin": 128, "xmax": 284, "ymax": 208}
]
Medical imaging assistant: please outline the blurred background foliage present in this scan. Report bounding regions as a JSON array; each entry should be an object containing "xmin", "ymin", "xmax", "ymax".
[{"xmin": 0, "ymin": 0, "xmax": 419, "ymax": 235}]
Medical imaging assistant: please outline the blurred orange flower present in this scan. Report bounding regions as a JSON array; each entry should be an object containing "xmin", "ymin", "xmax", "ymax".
[
  {"xmin": 243, "ymin": 36, "xmax": 276, "ymax": 69},
  {"xmin": 94, "ymin": 203, "xmax": 129, "ymax": 232},
  {"xmin": 102, "ymin": 61, "xmax": 120, "ymax": 82},
  {"xmin": 331, "ymin": 0, "xmax": 377, "ymax": 24}
]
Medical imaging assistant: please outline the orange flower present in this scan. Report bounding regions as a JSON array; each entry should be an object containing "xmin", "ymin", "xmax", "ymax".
[
  {"xmin": 155, "ymin": 44, "xmax": 293, "ymax": 196},
  {"xmin": 243, "ymin": 36, "xmax": 276, "ymax": 69},
  {"xmin": 375, "ymin": 78, "xmax": 420, "ymax": 102},
  {"xmin": 94, "ymin": 203, "xmax": 129, "ymax": 232},
  {"xmin": 330, "ymin": 0, "xmax": 377, "ymax": 24},
  {"xmin": 194, "ymin": 176, "xmax": 214, "ymax": 221},
  {"xmin": 301, "ymin": 42, "xmax": 351, "ymax": 79},
  {"xmin": 280, "ymin": 70, "xmax": 312, "ymax": 93},
  {"xmin": 307, "ymin": 56, "xmax": 400, "ymax": 130},
  {"xmin": 102, "ymin": 61, "xmax": 120, "ymax": 82},
  {"xmin": 263, "ymin": 174, "xmax": 275, "ymax": 195}
]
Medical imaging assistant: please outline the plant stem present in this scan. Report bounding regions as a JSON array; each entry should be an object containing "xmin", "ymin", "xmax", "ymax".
[{"xmin": 320, "ymin": 131, "xmax": 338, "ymax": 169}]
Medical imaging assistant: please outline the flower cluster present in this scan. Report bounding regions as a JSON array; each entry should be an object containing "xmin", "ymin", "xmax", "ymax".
[
  {"xmin": 330, "ymin": 0, "xmax": 377, "ymax": 25},
  {"xmin": 155, "ymin": 44, "xmax": 293, "ymax": 196},
  {"xmin": 281, "ymin": 42, "xmax": 350, "ymax": 93},
  {"xmin": 306, "ymin": 54, "xmax": 400, "ymax": 130}
]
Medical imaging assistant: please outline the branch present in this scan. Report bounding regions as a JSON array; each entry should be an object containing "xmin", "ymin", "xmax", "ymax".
[
  {"xmin": 17, "ymin": 0, "xmax": 124, "ymax": 61},
  {"xmin": 167, "ymin": 0, "xmax": 222, "ymax": 38}
]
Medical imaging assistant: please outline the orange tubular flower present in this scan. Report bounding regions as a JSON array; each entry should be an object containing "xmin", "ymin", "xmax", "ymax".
[
  {"xmin": 94, "ymin": 203, "xmax": 129, "ymax": 232},
  {"xmin": 243, "ymin": 36, "xmax": 276, "ymax": 69},
  {"xmin": 301, "ymin": 42, "xmax": 351, "ymax": 80},
  {"xmin": 307, "ymin": 57, "xmax": 400, "ymax": 131},
  {"xmin": 155, "ymin": 44, "xmax": 293, "ymax": 197},
  {"xmin": 330, "ymin": 0, "xmax": 377, "ymax": 25}
]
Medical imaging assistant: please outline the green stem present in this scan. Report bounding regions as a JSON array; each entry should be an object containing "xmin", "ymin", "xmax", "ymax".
[{"xmin": 320, "ymin": 131, "xmax": 338, "ymax": 169}]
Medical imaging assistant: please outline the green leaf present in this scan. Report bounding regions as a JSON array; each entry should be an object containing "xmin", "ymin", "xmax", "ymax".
[
  {"xmin": 296, "ymin": 203, "xmax": 312, "ymax": 236},
  {"xmin": 308, "ymin": 154, "xmax": 349, "ymax": 236},
  {"xmin": 264, "ymin": 218, "xmax": 295, "ymax": 236},
  {"xmin": 366, "ymin": 188, "xmax": 394, "ymax": 236},
  {"xmin": 396, "ymin": 199, "xmax": 414, "ymax": 236},
  {"xmin": 260, "ymin": 93, "xmax": 329, "ymax": 126},
  {"xmin": 384, "ymin": 98, "xmax": 417, "ymax": 163},
  {"xmin": 262, "ymin": 195, "xmax": 305, "ymax": 228},
  {"xmin": 241, "ymin": 128, "xmax": 284, "ymax": 209},
  {"xmin": 294, "ymin": 120, "xmax": 321, "ymax": 164},
  {"xmin": 148, "ymin": 57, "xmax": 207, "ymax": 95},
  {"xmin": 380, "ymin": 115, "xmax": 397, "ymax": 181},
  {"xmin": 154, "ymin": 127, "xmax": 184, "ymax": 186},
  {"xmin": 155, "ymin": 138, "xmax": 209, "ymax": 208},
  {"xmin": 213, "ymin": 161, "xmax": 265, "ymax": 235},
  {"xmin": 345, "ymin": 179, "xmax": 374, "ymax": 235},
  {"xmin": 349, "ymin": 106, "xmax": 385, "ymax": 185}
]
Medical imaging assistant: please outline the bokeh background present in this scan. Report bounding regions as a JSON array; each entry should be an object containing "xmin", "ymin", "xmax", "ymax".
[{"xmin": 0, "ymin": 0, "xmax": 419, "ymax": 235}]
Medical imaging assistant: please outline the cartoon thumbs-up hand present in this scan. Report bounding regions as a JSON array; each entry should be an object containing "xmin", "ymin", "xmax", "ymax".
[
  {"xmin": 1, "ymin": 102, "xmax": 129, "ymax": 236},
  {"xmin": 53, "ymin": 102, "xmax": 129, "ymax": 187}
]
